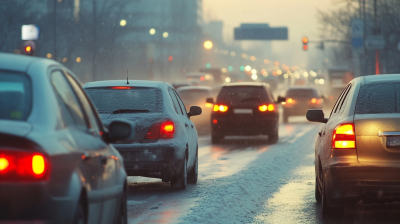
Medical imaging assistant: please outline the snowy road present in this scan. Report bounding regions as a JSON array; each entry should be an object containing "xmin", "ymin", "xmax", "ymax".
[{"xmin": 126, "ymin": 116, "xmax": 400, "ymax": 224}]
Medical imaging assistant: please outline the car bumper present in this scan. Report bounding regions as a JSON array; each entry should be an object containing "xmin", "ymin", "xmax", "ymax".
[
  {"xmin": 0, "ymin": 183, "xmax": 75, "ymax": 223},
  {"xmin": 114, "ymin": 141, "xmax": 185, "ymax": 180},
  {"xmin": 325, "ymin": 166, "xmax": 400, "ymax": 205},
  {"xmin": 211, "ymin": 116, "xmax": 278, "ymax": 136}
]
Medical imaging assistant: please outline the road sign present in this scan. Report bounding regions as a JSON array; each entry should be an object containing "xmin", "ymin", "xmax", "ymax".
[
  {"xmin": 351, "ymin": 19, "xmax": 364, "ymax": 48},
  {"xmin": 365, "ymin": 35, "xmax": 385, "ymax": 50},
  {"xmin": 22, "ymin": 25, "xmax": 39, "ymax": 40},
  {"xmin": 234, "ymin": 24, "xmax": 288, "ymax": 40}
]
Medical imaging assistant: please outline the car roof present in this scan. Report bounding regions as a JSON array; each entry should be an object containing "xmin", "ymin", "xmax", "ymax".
[
  {"xmin": 363, "ymin": 74, "xmax": 400, "ymax": 84},
  {"xmin": 176, "ymin": 86, "xmax": 212, "ymax": 91},
  {"xmin": 223, "ymin": 82, "xmax": 265, "ymax": 87},
  {"xmin": 0, "ymin": 53, "xmax": 57, "ymax": 73},
  {"xmin": 83, "ymin": 80, "xmax": 166, "ymax": 88}
]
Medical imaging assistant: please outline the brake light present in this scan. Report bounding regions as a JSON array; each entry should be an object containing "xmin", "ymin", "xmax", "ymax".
[
  {"xmin": 332, "ymin": 124, "xmax": 356, "ymax": 149},
  {"xmin": 311, "ymin": 98, "xmax": 321, "ymax": 104},
  {"xmin": 110, "ymin": 86, "xmax": 132, "ymax": 89},
  {"xmin": 213, "ymin": 105, "xmax": 228, "ymax": 112},
  {"xmin": 259, "ymin": 104, "xmax": 275, "ymax": 112},
  {"xmin": 145, "ymin": 121, "xmax": 175, "ymax": 139},
  {"xmin": 0, "ymin": 150, "xmax": 50, "ymax": 182},
  {"xmin": 287, "ymin": 98, "xmax": 294, "ymax": 104}
]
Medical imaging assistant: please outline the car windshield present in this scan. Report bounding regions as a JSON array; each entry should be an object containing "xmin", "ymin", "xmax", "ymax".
[
  {"xmin": 85, "ymin": 87, "xmax": 162, "ymax": 113},
  {"xmin": 355, "ymin": 83, "xmax": 400, "ymax": 114},
  {"xmin": 286, "ymin": 89, "xmax": 318, "ymax": 98},
  {"xmin": 217, "ymin": 86, "xmax": 273, "ymax": 103},
  {"xmin": 177, "ymin": 89, "xmax": 210, "ymax": 102},
  {"xmin": 0, "ymin": 71, "xmax": 31, "ymax": 121}
]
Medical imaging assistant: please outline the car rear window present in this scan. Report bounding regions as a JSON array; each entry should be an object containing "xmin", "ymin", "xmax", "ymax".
[
  {"xmin": 217, "ymin": 86, "xmax": 273, "ymax": 103},
  {"xmin": 0, "ymin": 71, "xmax": 32, "ymax": 121},
  {"xmin": 85, "ymin": 87, "xmax": 162, "ymax": 113},
  {"xmin": 355, "ymin": 83, "xmax": 400, "ymax": 114},
  {"xmin": 177, "ymin": 89, "xmax": 210, "ymax": 101},
  {"xmin": 286, "ymin": 89, "xmax": 318, "ymax": 98}
]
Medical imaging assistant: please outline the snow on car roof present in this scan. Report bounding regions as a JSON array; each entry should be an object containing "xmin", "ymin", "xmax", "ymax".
[
  {"xmin": 363, "ymin": 74, "xmax": 400, "ymax": 84},
  {"xmin": 0, "ymin": 53, "xmax": 57, "ymax": 73},
  {"xmin": 176, "ymin": 86, "xmax": 212, "ymax": 92},
  {"xmin": 83, "ymin": 80, "xmax": 167, "ymax": 88}
]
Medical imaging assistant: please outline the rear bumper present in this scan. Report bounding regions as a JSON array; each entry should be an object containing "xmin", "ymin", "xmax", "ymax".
[
  {"xmin": 325, "ymin": 166, "xmax": 400, "ymax": 205},
  {"xmin": 0, "ymin": 183, "xmax": 75, "ymax": 223},
  {"xmin": 114, "ymin": 141, "xmax": 185, "ymax": 180},
  {"xmin": 211, "ymin": 116, "xmax": 278, "ymax": 136}
]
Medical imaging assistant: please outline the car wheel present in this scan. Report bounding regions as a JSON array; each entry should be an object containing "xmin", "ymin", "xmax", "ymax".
[
  {"xmin": 187, "ymin": 149, "xmax": 198, "ymax": 184},
  {"xmin": 116, "ymin": 190, "xmax": 127, "ymax": 224},
  {"xmin": 73, "ymin": 201, "xmax": 86, "ymax": 224},
  {"xmin": 268, "ymin": 131, "xmax": 279, "ymax": 144},
  {"xmin": 321, "ymin": 176, "xmax": 344, "ymax": 218},
  {"xmin": 315, "ymin": 176, "xmax": 322, "ymax": 203},
  {"xmin": 211, "ymin": 133, "xmax": 222, "ymax": 144},
  {"xmin": 171, "ymin": 157, "xmax": 187, "ymax": 190}
]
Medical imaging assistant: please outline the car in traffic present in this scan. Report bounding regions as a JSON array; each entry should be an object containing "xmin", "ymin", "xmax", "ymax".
[
  {"xmin": 0, "ymin": 53, "xmax": 133, "ymax": 224},
  {"xmin": 207, "ymin": 82, "xmax": 285, "ymax": 144},
  {"xmin": 326, "ymin": 85, "xmax": 346, "ymax": 107},
  {"xmin": 283, "ymin": 87, "xmax": 323, "ymax": 123},
  {"xmin": 84, "ymin": 80, "xmax": 202, "ymax": 190},
  {"xmin": 186, "ymin": 72, "xmax": 214, "ymax": 86},
  {"xmin": 260, "ymin": 75, "xmax": 278, "ymax": 91},
  {"xmin": 307, "ymin": 74, "xmax": 400, "ymax": 217}
]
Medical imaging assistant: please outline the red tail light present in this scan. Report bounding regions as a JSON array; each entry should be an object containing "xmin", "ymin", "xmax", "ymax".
[
  {"xmin": 110, "ymin": 86, "xmax": 133, "ymax": 89},
  {"xmin": 311, "ymin": 98, "xmax": 321, "ymax": 104},
  {"xmin": 259, "ymin": 104, "xmax": 275, "ymax": 112},
  {"xmin": 213, "ymin": 105, "xmax": 228, "ymax": 112},
  {"xmin": 332, "ymin": 124, "xmax": 356, "ymax": 149},
  {"xmin": 145, "ymin": 121, "xmax": 175, "ymax": 139},
  {"xmin": 0, "ymin": 150, "xmax": 50, "ymax": 182}
]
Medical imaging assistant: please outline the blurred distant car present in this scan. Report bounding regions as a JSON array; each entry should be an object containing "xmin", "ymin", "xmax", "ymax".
[
  {"xmin": 260, "ymin": 75, "xmax": 278, "ymax": 91},
  {"xmin": 294, "ymin": 78, "xmax": 306, "ymax": 86},
  {"xmin": 0, "ymin": 53, "xmax": 132, "ymax": 223},
  {"xmin": 176, "ymin": 86, "xmax": 213, "ymax": 130},
  {"xmin": 207, "ymin": 82, "xmax": 285, "ymax": 144},
  {"xmin": 84, "ymin": 80, "xmax": 202, "ymax": 190},
  {"xmin": 283, "ymin": 87, "xmax": 323, "ymax": 123},
  {"xmin": 225, "ymin": 73, "xmax": 253, "ymax": 83},
  {"xmin": 186, "ymin": 72, "xmax": 214, "ymax": 86},
  {"xmin": 171, "ymin": 80, "xmax": 190, "ymax": 90},
  {"xmin": 307, "ymin": 74, "xmax": 400, "ymax": 217}
]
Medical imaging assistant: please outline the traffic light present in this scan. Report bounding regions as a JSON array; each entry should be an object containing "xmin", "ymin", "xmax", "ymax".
[
  {"xmin": 168, "ymin": 56, "xmax": 173, "ymax": 62},
  {"xmin": 22, "ymin": 41, "xmax": 35, "ymax": 56},
  {"xmin": 302, "ymin": 37, "xmax": 308, "ymax": 51}
]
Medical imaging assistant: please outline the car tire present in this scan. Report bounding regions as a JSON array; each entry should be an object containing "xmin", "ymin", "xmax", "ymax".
[
  {"xmin": 73, "ymin": 201, "xmax": 86, "ymax": 224},
  {"xmin": 315, "ymin": 177, "xmax": 322, "ymax": 203},
  {"xmin": 211, "ymin": 133, "xmax": 222, "ymax": 144},
  {"xmin": 268, "ymin": 131, "xmax": 279, "ymax": 144},
  {"xmin": 321, "ymin": 176, "xmax": 344, "ymax": 218},
  {"xmin": 116, "ymin": 189, "xmax": 127, "ymax": 224},
  {"xmin": 171, "ymin": 157, "xmax": 187, "ymax": 190},
  {"xmin": 187, "ymin": 148, "xmax": 198, "ymax": 184}
]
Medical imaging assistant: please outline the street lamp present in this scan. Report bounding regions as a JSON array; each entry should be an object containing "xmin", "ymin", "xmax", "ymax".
[
  {"xmin": 203, "ymin": 40, "xmax": 213, "ymax": 50},
  {"xmin": 149, "ymin": 28, "xmax": 156, "ymax": 35},
  {"xmin": 163, "ymin": 32, "xmax": 169, "ymax": 38},
  {"xmin": 120, "ymin": 20, "xmax": 127, "ymax": 26}
]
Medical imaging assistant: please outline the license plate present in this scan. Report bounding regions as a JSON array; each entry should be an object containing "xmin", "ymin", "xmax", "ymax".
[
  {"xmin": 387, "ymin": 136, "xmax": 400, "ymax": 147},
  {"xmin": 234, "ymin": 109, "xmax": 253, "ymax": 114}
]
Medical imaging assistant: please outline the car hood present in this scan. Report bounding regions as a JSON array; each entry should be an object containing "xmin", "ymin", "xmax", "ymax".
[{"xmin": 98, "ymin": 112, "xmax": 164, "ymax": 141}]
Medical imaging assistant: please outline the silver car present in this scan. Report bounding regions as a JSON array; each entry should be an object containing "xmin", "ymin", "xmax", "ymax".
[{"xmin": 0, "ymin": 53, "xmax": 133, "ymax": 224}]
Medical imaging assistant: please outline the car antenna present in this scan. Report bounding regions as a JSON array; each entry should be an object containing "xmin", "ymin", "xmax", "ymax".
[{"xmin": 126, "ymin": 69, "xmax": 129, "ymax": 84}]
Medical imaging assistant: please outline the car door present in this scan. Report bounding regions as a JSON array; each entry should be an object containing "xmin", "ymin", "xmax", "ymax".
[
  {"xmin": 65, "ymin": 73, "xmax": 121, "ymax": 224},
  {"xmin": 173, "ymin": 89, "xmax": 196, "ymax": 166},
  {"xmin": 50, "ymin": 70, "xmax": 104, "ymax": 224}
]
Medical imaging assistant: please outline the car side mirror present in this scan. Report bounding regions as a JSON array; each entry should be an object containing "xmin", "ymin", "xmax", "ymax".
[
  {"xmin": 188, "ymin": 106, "xmax": 202, "ymax": 117},
  {"xmin": 277, "ymin": 96, "xmax": 286, "ymax": 103},
  {"xmin": 206, "ymin": 97, "xmax": 214, "ymax": 104},
  {"xmin": 306, "ymin": 109, "xmax": 328, "ymax": 123},
  {"xmin": 107, "ymin": 120, "xmax": 135, "ymax": 143}
]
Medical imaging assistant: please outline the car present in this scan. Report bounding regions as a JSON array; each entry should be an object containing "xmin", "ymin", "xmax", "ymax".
[
  {"xmin": 225, "ymin": 72, "xmax": 254, "ymax": 83},
  {"xmin": 307, "ymin": 74, "xmax": 400, "ymax": 217},
  {"xmin": 260, "ymin": 75, "xmax": 278, "ymax": 91},
  {"xmin": 84, "ymin": 80, "xmax": 202, "ymax": 190},
  {"xmin": 326, "ymin": 85, "xmax": 346, "ymax": 107},
  {"xmin": 176, "ymin": 86, "xmax": 213, "ymax": 131},
  {"xmin": 186, "ymin": 72, "xmax": 214, "ymax": 86},
  {"xmin": 0, "ymin": 53, "xmax": 133, "ymax": 224},
  {"xmin": 207, "ymin": 82, "xmax": 286, "ymax": 144},
  {"xmin": 283, "ymin": 87, "xmax": 323, "ymax": 123}
]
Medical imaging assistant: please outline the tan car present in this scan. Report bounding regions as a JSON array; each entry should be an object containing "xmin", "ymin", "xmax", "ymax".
[{"xmin": 307, "ymin": 74, "xmax": 400, "ymax": 217}]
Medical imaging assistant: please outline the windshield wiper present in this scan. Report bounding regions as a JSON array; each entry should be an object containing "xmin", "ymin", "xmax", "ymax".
[{"xmin": 112, "ymin": 109, "xmax": 150, "ymax": 114}]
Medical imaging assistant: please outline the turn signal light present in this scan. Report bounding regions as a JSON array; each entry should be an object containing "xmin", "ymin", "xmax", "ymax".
[
  {"xmin": 213, "ymin": 105, "xmax": 228, "ymax": 112},
  {"xmin": 259, "ymin": 104, "xmax": 275, "ymax": 112},
  {"xmin": 332, "ymin": 124, "xmax": 356, "ymax": 149},
  {"xmin": 0, "ymin": 150, "xmax": 50, "ymax": 182}
]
